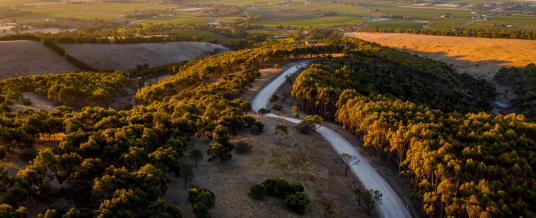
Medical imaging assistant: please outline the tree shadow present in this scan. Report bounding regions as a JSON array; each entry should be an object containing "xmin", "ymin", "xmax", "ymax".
[{"xmin": 400, "ymin": 49, "xmax": 512, "ymax": 80}]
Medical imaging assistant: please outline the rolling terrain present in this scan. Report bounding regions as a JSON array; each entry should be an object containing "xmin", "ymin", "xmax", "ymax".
[{"xmin": 0, "ymin": 40, "xmax": 78, "ymax": 78}]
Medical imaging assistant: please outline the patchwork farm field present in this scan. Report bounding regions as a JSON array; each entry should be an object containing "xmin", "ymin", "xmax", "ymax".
[
  {"xmin": 59, "ymin": 42, "xmax": 228, "ymax": 72},
  {"xmin": 350, "ymin": 32, "xmax": 536, "ymax": 79},
  {"xmin": 0, "ymin": 40, "xmax": 77, "ymax": 78}
]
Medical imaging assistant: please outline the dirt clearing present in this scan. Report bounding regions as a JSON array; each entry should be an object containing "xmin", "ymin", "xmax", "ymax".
[
  {"xmin": 166, "ymin": 116, "xmax": 371, "ymax": 218},
  {"xmin": 59, "ymin": 42, "xmax": 228, "ymax": 72},
  {"xmin": 348, "ymin": 32, "xmax": 536, "ymax": 80},
  {"xmin": 0, "ymin": 40, "xmax": 78, "ymax": 79}
]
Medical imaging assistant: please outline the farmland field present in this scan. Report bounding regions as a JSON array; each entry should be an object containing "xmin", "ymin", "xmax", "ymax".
[
  {"xmin": 59, "ymin": 42, "xmax": 228, "ymax": 71},
  {"xmin": 349, "ymin": 32, "xmax": 536, "ymax": 79},
  {"xmin": 0, "ymin": 40, "xmax": 78, "ymax": 78}
]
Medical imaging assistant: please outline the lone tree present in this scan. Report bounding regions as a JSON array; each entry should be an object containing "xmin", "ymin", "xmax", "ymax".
[
  {"xmin": 340, "ymin": 153, "xmax": 360, "ymax": 177},
  {"xmin": 188, "ymin": 187, "xmax": 216, "ymax": 218}
]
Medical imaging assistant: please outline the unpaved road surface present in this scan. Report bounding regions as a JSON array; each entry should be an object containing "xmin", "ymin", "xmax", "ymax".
[{"xmin": 252, "ymin": 62, "xmax": 412, "ymax": 218}]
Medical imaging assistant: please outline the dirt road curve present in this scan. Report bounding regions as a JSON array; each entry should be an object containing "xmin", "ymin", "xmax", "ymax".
[{"xmin": 251, "ymin": 62, "xmax": 412, "ymax": 218}]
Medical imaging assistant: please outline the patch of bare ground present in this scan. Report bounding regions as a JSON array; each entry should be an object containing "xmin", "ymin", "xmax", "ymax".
[
  {"xmin": 165, "ymin": 64, "xmax": 372, "ymax": 218},
  {"xmin": 166, "ymin": 115, "xmax": 370, "ymax": 218},
  {"xmin": 59, "ymin": 42, "xmax": 228, "ymax": 72},
  {"xmin": 348, "ymin": 32, "xmax": 536, "ymax": 80},
  {"xmin": 0, "ymin": 40, "xmax": 78, "ymax": 79},
  {"xmin": 271, "ymin": 73, "xmax": 424, "ymax": 218}
]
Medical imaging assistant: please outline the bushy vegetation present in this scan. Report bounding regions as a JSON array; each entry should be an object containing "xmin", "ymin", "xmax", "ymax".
[
  {"xmin": 291, "ymin": 39, "xmax": 536, "ymax": 217},
  {"xmin": 292, "ymin": 38, "xmax": 495, "ymax": 120},
  {"xmin": 249, "ymin": 179, "xmax": 310, "ymax": 214},
  {"xmin": 495, "ymin": 63, "xmax": 536, "ymax": 119},
  {"xmin": 0, "ymin": 72, "xmax": 130, "ymax": 108},
  {"xmin": 0, "ymin": 41, "xmax": 341, "ymax": 217},
  {"xmin": 188, "ymin": 187, "xmax": 215, "ymax": 218}
]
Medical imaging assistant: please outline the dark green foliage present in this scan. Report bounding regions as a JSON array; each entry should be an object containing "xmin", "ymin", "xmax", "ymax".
[
  {"xmin": 275, "ymin": 124, "xmax": 288, "ymax": 134},
  {"xmin": 292, "ymin": 39, "xmax": 495, "ymax": 119},
  {"xmin": 0, "ymin": 72, "xmax": 130, "ymax": 108},
  {"xmin": 258, "ymin": 108, "xmax": 271, "ymax": 115},
  {"xmin": 284, "ymin": 192, "xmax": 310, "ymax": 215},
  {"xmin": 495, "ymin": 63, "xmax": 536, "ymax": 119},
  {"xmin": 296, "ymin": 121, "xmax": 315, "ymax": 134},
  {"xmin": 250, "ymin": 179, "xmax": 309, "ymax": 214},
  {"xmin": 248, "ymin": 184, "xmax": 267, "ymax": 200},
  {"xmin": 271, "ymin": 103, "xmax": 282, "ymax": 111},
  {"xmin": 188, "ymin": 187, "xmax": 215, "ymax": 218},
  {"xmin": 250, "ymin": 122, "xmax": 264, "ymax": 135}
]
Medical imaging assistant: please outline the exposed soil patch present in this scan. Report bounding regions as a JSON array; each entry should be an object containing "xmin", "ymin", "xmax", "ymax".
[
  {"xmin": 59, "ymin": 42, "xmax": 228, "ymax": 72},
  {"xmin": 0, "ymin": 40, "xmax": 78, "ymax": 79},
  {"xmin": 165, "ymin": 116, "xmax": 370, "ymax": 218}
]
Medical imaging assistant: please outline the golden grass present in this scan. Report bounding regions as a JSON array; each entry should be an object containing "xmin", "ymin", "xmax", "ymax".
[{"xmin": 348, "ymin": 32, "xmax": 536, "ymax": 79}]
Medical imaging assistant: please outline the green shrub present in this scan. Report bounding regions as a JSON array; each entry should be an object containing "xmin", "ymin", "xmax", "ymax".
[
  {"xmin": 250, "ymin": 122, "xmax": 264, "ymax": 135},
  {"xmin": 285, "ymin": 192, "xmax": 310, "ymax": 214},
  {"xmin": 188, "ymin": 187, "xmax": 215, "ymax": 218},
  {"xmin": 275, "ymin": 124, "xmax": 288, "ymax": 134},
  {"xmin": 296, "ymin": 121, "xmax": 315, "ymax": 134},
  {"xmin": 250, "ymin": 179, "xmax": 309, "ymax": 214},
  {"xmin": 271, "ymin": 103, "xmax": 282, "ymax": 111},
  {"xmin": 249, "ymin": 184, "xmax": 267, "ymax": 200},
  {"xmin": 258, "ymin": 108, "xmax": 271, "ymax": 114}
]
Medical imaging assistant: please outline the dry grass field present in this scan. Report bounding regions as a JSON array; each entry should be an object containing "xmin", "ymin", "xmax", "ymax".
[
  {"xmin": 60, "ymin": 42, "xmax": 228, "ymax": 72},
  {"xmin": 0, "ymin": 40, "xmax": 78, "ymax": 79},
  {"xmin": 348, "ymin": 32, "xmax": 536, "ymax": 80}
]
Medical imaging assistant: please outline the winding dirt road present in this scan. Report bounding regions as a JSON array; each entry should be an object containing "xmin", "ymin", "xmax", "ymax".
[{"xmin": 251, "ymin": 62, "xmax": 412, "ymax": 218}]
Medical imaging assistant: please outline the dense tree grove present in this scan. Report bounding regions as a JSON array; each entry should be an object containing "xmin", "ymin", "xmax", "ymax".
[
  {"xmin": 495, "ymin": 63, "xmax": 536, "ymax": 120},
  {"xmin": 360, "ymin": 27, "xmax": 536, "ymax": 40},
  {"xmin": 291, "ymin": 40, "xmax": 536, "ymax": 217},
  {"xmin": 0, "ymin": 41, "xmax": 342, "ymax": 217},
  {"xmin": 0, "ymin": 72, "xmax": 130, "ymax": 108},
  {"xmin": 292, "ymin": 38, "xmax": 494, "ymax": 120}
]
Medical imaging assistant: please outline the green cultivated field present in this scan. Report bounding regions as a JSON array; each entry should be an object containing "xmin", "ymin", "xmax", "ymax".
[{"xmin": 0, "ymin": 0, "xmax": 534, "ymax": 33}]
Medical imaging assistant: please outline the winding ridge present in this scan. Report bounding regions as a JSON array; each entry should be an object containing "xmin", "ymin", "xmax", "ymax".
[{"xmin": 251, "ymin": 62, "xmax": 412, "ymax": 218}]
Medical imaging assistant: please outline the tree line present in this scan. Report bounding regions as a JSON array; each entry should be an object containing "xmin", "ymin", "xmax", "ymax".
[
  {"xmin": 359, "ymin": 27, "xmax": 536, "ymax": 40},
  {"xmin": 292, "ymin": 38, "xmax": 494, "ymax": 120},
  {"xmin": 291, "ymin": 39, "xmax": 536, "ymax": 217},
  {"xmin": 0, "ymin": 72, "xmax": 130, "ymax": 109}
]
